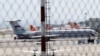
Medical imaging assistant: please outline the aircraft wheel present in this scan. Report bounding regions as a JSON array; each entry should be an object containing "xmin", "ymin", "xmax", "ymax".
[
  {"xmin": 88, "ymin": 39, "xmax": 94, "ymax": 44},
  {"xmin": 14, "ymin": 37, "xmax": 17, "ymax": 40},
  {"xmin": 46, "ymin": 38, "xmax": 50, "ymax": 41}
]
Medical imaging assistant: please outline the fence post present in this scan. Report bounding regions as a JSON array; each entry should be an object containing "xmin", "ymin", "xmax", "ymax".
[
  {"xmin": 52, "ymin": 49, "xmax": 55, "ymax": 56},
  {"xmin": 33, "ymin": 50, "xmax": 37, "ymax": 56},
  {"xmin": 41, "ymin": 0, "xmax": 46, "ymax": 56}
]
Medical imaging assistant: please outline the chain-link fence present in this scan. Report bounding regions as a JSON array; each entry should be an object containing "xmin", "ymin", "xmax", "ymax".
[{"xmin": 0, "ymin": 0, "xmax": 100, "ymax": 56}]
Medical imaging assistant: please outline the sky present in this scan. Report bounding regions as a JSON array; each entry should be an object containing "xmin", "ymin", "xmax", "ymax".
[{"xmin": 0, "ymin": 0, "xmax": 100, "ymax": 28}]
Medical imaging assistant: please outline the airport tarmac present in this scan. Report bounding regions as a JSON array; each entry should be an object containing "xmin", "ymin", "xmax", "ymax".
[
  {"xmin": 0, "ymin": 32, "xmax": 99, "ymax": 56},
  {"xmin": 0, "ymin": 35, "xmax": 100, "ymax": 56},
  {"xmin": 0, "ymin": 41, "xmax": 100, "ymax": 56}
]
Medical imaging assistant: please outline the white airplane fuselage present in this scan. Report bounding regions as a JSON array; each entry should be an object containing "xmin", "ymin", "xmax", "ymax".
[{"xmin": 8, "ymin": 20, "xmax": 98, "ymax": 41}]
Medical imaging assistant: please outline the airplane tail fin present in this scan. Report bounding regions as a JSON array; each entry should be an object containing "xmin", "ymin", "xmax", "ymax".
[
  {"xmin": 30, "ymin": 25, "xmax": 37, "ymax": 31},
  {"xmin": 74, "ymin": 22, "xmax": 80, "ymax": 29},
  {"xmin": 46, "ymin": 24, "xmax": 52, "ymax": 30},
  {"xmin": 30, "ymin": 24, "xmax": 52, "ymax": 31},
  {"xmin": 8, "ymin": 20, "xmax": 26, "ymax": 35},
  {"xmin": 68, "ymin": 22, "xmax": 74, "ymax": 28},
  {"xmin": 68, "ymin": 22, "xmax": 80, "ymax": 29}
]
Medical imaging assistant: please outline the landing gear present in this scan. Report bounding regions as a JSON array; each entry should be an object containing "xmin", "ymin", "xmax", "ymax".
[
  {"xmin": 46, "ymin": 38, "xmax": 50, "ymax": 41},
  {"xmin": 87, "ymin": 38, "xmax": 94, "ymax": 44},
  {"xmin": 14, "ymin": 37, "xmax": 17, "ymax": 40}
]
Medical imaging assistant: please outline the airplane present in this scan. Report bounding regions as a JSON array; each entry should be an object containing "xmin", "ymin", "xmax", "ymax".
[
  {"xmin": 9, "ymin": 20, "xmax": 60, "ymax": 40},
  {"xmin": 8, "ymin": 20, "xmax": 98, "ymax": 42}
]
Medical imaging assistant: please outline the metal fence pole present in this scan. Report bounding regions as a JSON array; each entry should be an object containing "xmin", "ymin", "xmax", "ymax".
[{"xmin": 41, "ymin": 0, "xmax": 46, "ymax": 56}]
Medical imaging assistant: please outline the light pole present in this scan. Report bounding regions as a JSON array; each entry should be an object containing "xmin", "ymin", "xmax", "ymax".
[
  {"xmin": 41, "ymin": 0, "xmax": 46, "ymax": 56},
  {"xmin": 84, "ymin": 13, "xmax": 87, "ymax": 19},
  {"xmin": 84, "ymin": 13, "xmax": 87, "ymax": 26}
]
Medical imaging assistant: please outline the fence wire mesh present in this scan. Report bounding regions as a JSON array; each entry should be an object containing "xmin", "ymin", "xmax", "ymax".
[{"xmin": 0, "ymin": 0, "xmax": 100, "ymax": 56}]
